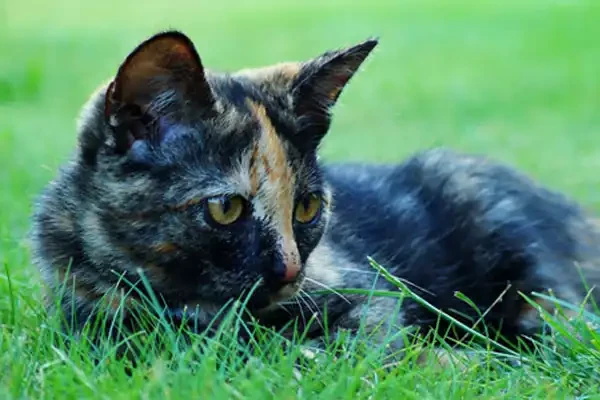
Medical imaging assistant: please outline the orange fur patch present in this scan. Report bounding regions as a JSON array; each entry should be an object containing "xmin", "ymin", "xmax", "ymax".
[
  {"xmin": 519, "ymin": 299, "xmax": 548, "ymax": 323},
  {"xmin": 328, "ymin": 86, "xmax": 343, "ymax": 101},
  {"xmin": 518, "ymin": 296, "xmax": 579, "ymax": 330},
  {"xmin": 249, "ymin": 144, "xmax": 260, "ymax": 195},
  {"xmin": 170, "ymin": 198, "xmax": 202, "ymax": 212},
  {"xmin": 247, "ymin": 100, "xmax": 295, "ymax": 235},
  {"xmin": 143, "ymin": 262, "xmax": 167, "ymax": 283},
  {"xmin": 247, "ymin": 99, "xmax": 301, "ymax": 277},
  {"xmin": 276, "ymin": 62, "xmax": 302, "ymax": 80},
  {"xmin": 58, "ymin": 270, "xmax": 135, "ymax": 313},
  {"xmin": 237, "ymin": 62, "xmax": 301, "ymax": 87},
  {"xmin": 152, "ymin": 242, "xmax": 178, "ymax": 254}
]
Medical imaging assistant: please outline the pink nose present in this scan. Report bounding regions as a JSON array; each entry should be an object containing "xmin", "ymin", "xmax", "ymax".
[
  {"xmin": 279, "ymin": 238, "xmax": 301, "ymax": 282},
  {"xmin": 282, "ymin": 261, "xmax": 300, "ymax": 282}
]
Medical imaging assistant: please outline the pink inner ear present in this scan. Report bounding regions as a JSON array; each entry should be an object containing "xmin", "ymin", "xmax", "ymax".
[
  {"xmin": 170, "ymin": 43, "xmax": 195, "ymax": 61},
  {"xmin": 333, "ymin": 72, "xmax": 351, "ymax": 85},
  {"xmin": 103, "ymin": 80, "xmax": 117, "ymax": 121},
  {"xmin": 323, "ymin": 73, "xmax": 351, "ymax": 102}
]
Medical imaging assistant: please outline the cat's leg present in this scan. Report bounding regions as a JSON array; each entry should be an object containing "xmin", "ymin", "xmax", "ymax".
[
  {"xmin": 299, "ymin": 296, "xmax": 479, "ymax": 369},
  {"xmin": 298, "ymin": 296, "xmax": 407, "ymax": 364},
  {"xmin": 465, "ymin": 203, "xmax": 598, "ymax": 338},
  {"xmin": 332, "ymin": 297, "xmax": 408, "ymax": 351}
]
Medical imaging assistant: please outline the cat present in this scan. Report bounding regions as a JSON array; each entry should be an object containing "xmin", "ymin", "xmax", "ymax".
[{"xmin": 31, "ymin": 30, "xmax": 600, "ymax": 362}]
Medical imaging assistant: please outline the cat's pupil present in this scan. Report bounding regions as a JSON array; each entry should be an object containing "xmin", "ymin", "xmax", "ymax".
[
  {"xmin": 221, "ymin": 198, "xmax": 231, "ymax": 214},
  {"xmin": 302, "ymin": 197, "xmax": 311, "ymax": 212}
]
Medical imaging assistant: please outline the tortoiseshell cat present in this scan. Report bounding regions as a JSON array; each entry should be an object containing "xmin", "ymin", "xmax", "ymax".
[{"xmin": 32, "ymin": 31, "xmax": 600, "ymax": 359}]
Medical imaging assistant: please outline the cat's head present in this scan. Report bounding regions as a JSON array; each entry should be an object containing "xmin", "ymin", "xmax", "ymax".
[{"xmin": 74, "ymin": 31, "xmax": 376, "ymax": 319}]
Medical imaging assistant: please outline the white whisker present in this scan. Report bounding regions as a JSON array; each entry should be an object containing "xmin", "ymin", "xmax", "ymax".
[
  {"xmin": 336, "ymin": 267, "xmax": 379, "ymax": 275},
  {"xmin": 336, "ymin": 267, "xmax": 435, "ymax": 296},
  {"xmin": 277, "ymin": 301, "xmax": 298, "ymax": 306},
  {"xmin": 299, "ymin": 288, "xmax": 322, "ymax": 316},
  {"xmin": 297, "ymin": 289, "xmax": 324, "ymax": 332},
  {"xmin": 304, "ymin": 276, "xmax": 352, "ymax": 304},
  {"xmin": 277, "ymin": 303, "xmax": 293, "ymax": 316},
  {"xmin": 397, "ymin": 279, "xmax": 435, "ymax": 297},
  {"xmin": 294, "ymin": 296, "xmax": 308, "ymax": 330}
]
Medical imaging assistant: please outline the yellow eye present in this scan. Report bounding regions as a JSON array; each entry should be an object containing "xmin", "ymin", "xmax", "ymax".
[
  {"xmin": 295, "ymin": 193, "xmax": 322, "ymax": 224},
  {"xmin": 206, "ymin": 195, "xmax": 245, "ymax": 225}
]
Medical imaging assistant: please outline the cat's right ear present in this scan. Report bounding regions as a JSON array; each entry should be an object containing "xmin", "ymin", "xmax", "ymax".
[
  {"xmin": 290, "ymin": 38, "xmax": 378, "ymax": 149},
  {"xmin": 104, "ymin": 31, "xmax": 214, "ymax": 154}
]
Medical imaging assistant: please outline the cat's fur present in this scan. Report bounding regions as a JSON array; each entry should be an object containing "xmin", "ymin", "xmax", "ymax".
[{"xmin": 31, "ymin": 31, "xmax": 600, "ymax": 358}]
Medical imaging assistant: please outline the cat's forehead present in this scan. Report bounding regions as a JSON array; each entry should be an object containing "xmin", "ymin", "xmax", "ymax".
[
  {"xmin": 217, "ymin": 94, "xmax": 316, "ymax": 192},
  {"xmin": 207, "ymin": 62, "xmax": 306, "ymax": 124},
  {"xmin": 212, "ymin": 62, "xmax": 302, "ymax": 102},
  {"xmin": 246, "ymin": 99, "xmax": 295, "ymax": 192},
  {"xmin": 196, "ymin": 71, "xmax": 303, "ymax": 162},
  {"xmin": 149, "ymin": 65, "xmax": 322, "ymax": 203},
  {"xmin": 152, "ymin": 62, "xmax": 311, "ymax": 167},
  {"xmin": 163, "ymin": 95, "xmax": 322, "ymax": 227},
  {"xmin": 166, "ymin": 76, "xmax": 319, "ymax": 196}
]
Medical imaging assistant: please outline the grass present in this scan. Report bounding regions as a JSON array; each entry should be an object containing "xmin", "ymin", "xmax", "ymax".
[{"xmin": 2, "ymin": 0, "xmax": 600, "ymax": 397}]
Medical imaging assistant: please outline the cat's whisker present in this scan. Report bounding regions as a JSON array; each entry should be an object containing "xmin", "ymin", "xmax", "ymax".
[
  {"xmin": 398, "ymin": 280, "xmax": 435, "ymax": 297},
  {"xmin": 303, "ymin": 277, "xmax": 352, "ymax": 304},
  {"xmin": 335, "ymin": 267, "xmax": 435, "ymax": 296},
  {"xmin": 296, "ymin": 289, "xmax": 325, "ymax": 332},
  {"xmin": 277, "ymin": 300, "xmax": 299, "ymax": 306},
  {"xmin": 381, "ymin": 275, "xmax": 436, "ymax": 297},
  {"xmin": 299, "ymin": 289, "xmax": 324, "ymax": 329},
  {"xmin": 299, "ymin": 288, "xmax": 322, "ymax": 316},
  {"xmin": 336, "ymin": 267, "xmax": 380, "ymax": 275},
  {"xmin": 277, "ymin": 303, "xmax": 293, "ymax": 316},
  {"xmin": 293, "ymin": 296, "xmax": 308, "ymax": 330}
]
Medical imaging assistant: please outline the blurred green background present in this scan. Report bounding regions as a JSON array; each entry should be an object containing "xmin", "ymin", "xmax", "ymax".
[{"xmin": 1, "ymin": 0, "xmax": 599, "ymax": 294}]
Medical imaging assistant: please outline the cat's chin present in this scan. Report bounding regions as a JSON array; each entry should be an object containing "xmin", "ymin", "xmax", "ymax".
[
  {"xmin": 165, "ymin": 276, "xmax": 304, "ymax": 325},
  {"xmin": 256, "ymin": 276, "xmax": 305, "ymax": 313},
  {"xmin": 269, "ymin": 282, "xmax": 301, "ymax": 303}
]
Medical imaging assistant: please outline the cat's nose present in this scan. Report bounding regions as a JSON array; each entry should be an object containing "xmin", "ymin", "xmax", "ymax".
[
  {"xmin": 268, "ymin": 258, "xmax": 300, "ymax": 284},
  {"xmin": 280, "ymin": 241, "xmax": 301, "ymax": 282},
  {"xmin": 267, "ymin": 249, "xmax": 301, "ymax": 285},
  {"xmin": 264, "ymin": 236, "xmax": 302, "ymax": 287},
  {"xmin": 282, "ymin": 259, "xmax": 300, "ymax": 282}
]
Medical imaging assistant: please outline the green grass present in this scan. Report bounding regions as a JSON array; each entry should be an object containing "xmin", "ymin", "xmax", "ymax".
[{"xmin": 2, "ymin": 0, "xmax": 600, "ymax": 397}]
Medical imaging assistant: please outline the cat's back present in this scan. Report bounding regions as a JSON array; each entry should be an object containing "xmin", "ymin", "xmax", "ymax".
[
  {"xmin": 324, "ymin": 147, "xmax": 590, "ymax": 244},
  {"xmin": 322, "ymin": 148, "xmax": 600, "ymax": 304}
]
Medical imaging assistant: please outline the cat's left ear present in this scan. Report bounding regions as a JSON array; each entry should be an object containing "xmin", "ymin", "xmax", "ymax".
[
  {"xmin": 104, "ymin": 31, "xmax": 214, "ymax": 154},
  {"xmin": 291, "ymin": 38, "xmax": 378, "ymax": 145}
]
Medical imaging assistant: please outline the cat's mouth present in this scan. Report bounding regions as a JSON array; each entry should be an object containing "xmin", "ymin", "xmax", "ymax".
[
  {"xmin": 254, "ymin": 274, "xmax": 305, "ymax": 313},
  {"xmin": 267, "ymin": 277, "xmax": 304, "ymax": 304},
  {"xmin": 165, "ymin": 276, "xmax": 304, "ymax": 328}
]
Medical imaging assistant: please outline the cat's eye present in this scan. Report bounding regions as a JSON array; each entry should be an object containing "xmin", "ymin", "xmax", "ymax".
[
  {"xmin": 205, "ymin": 195, "xmax": 246, "ymax": 226},
  {"xmin": 295, "ymin": 193, "xmax": 323, "ymax": 224}
]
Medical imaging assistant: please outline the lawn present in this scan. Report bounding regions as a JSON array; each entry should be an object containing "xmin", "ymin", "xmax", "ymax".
[{"xmin": 1, "ymin": 0, "xmax": 600, "ymax": 398}]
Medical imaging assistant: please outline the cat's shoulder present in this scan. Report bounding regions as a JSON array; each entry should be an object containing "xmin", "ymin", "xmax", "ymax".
[
  {"xmin": 322, "ymin": 146, "xmax": 586, "ymax": 224},
  {"xmin": 322, "ymin": 147, "xmax": 520, "ymax": 191}
]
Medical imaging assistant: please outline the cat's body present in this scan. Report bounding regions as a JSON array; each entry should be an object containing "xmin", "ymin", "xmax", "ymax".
[
  {"xmin": 260, "ymin": 156, "xmax": 600, "ymax": 346},
  {"xmin": 31, "ymin": 31, "xmax": 599, "ymax": 358}
]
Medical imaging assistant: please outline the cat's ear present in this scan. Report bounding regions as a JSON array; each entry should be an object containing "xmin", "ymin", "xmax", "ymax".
[
  {"xmin": 291, "ymin": 38, "xmax": 378, "ymax": 145},
  {"xmin": 104, "ymin": 31, "xmax": 214, "ymax": 154}
]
